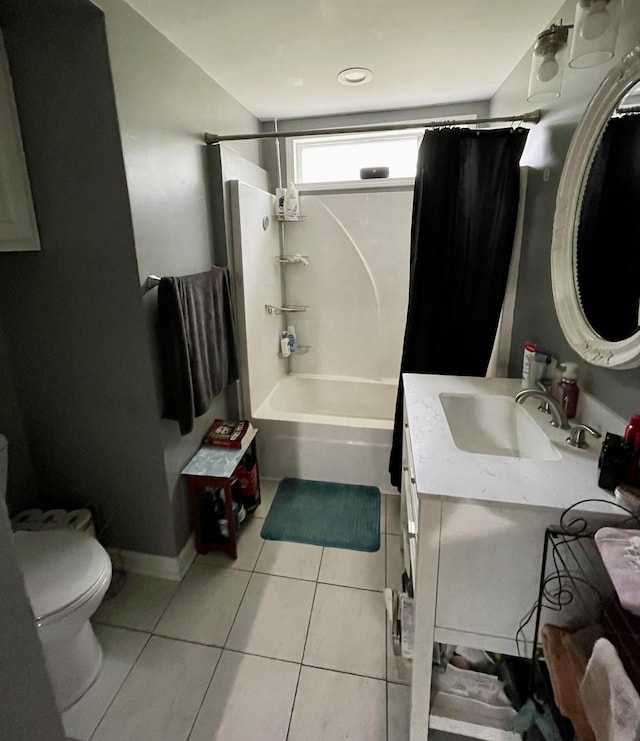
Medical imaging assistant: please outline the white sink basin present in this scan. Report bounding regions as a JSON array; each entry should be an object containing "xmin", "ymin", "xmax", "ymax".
[{"xmin": 439, "ymin": 392, "xmax": 560, "ymax": 460}]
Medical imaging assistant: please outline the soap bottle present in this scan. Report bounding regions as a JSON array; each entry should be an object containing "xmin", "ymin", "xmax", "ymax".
[
  {"xmin": 555, "ymin": 362, "xmax": 580, "ymax": 419},
  {"xmin": 276, "ymin": 188, "xmax": 286, "ymax": 218}
]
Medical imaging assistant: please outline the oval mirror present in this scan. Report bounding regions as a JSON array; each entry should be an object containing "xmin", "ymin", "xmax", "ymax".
[{"xmin": 551, "ymin": 46, "xmax": 640, "ymax": 369}]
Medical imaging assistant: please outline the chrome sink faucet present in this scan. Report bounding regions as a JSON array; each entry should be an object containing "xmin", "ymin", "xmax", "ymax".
[{"xmin": 514, "ymin": 388, "xmax": 570, "ymax": 430}]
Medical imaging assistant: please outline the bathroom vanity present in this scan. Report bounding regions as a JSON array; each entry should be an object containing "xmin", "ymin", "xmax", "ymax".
[{"xmin": 400, "ymin": 374, "xmax": 624, "ymax": 740}]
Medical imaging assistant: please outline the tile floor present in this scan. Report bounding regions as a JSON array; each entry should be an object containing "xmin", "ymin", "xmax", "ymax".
[{"xmin": 63, "ymin": 482, "xmax": 426, "ymax": 741}]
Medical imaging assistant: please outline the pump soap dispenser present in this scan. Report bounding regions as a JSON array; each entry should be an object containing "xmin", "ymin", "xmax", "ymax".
[{"xmin": 556, "ymin": 362, "xmax": 580, "ymax": 419}]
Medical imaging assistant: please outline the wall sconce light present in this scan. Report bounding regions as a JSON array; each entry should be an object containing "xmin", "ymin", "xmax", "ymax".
[
  {"xmin": 528, "ymin": 23, "xmax": 571, "ymax": 102},
  {"xmin": 569, "ymin": 0, "xmax": 622, "ymax": 69},
  {"xmin": 528, "ymin": 0, "xmax": 622, "ymax": 101}
]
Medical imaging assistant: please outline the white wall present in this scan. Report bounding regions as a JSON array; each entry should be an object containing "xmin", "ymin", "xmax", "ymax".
[
  {"xmin": 283, "ymin": 189, "xmax": 413, "ymax": 381},
  {"xmin": 230, "ymin": 181, "xmax": 287, "ymax": 414}
]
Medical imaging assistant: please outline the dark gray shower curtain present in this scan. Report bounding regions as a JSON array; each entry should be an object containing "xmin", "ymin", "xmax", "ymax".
[{"xmin": 389, "ymin": 127, "xmax": 528, "ymax": 489}]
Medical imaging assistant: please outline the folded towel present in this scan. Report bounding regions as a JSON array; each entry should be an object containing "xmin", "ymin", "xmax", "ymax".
[
  {"xmin": 541, "ymin": 624, "xmax": 595, "ymax": 741},
  {"xmin": 580, "ymin": 637, "xmax": 640, "ymax": 741},
  {"xmin": 601, "ymin": 598, "xmax": 640, "ymax": 693},
  {"xmin": 158, "ymin": 267, "xmax": 239, "ymax": 435},
  {"xmin": 595, "ymin": 528, "xmax": 640, "ymax": 617},
  {"xmin": 563, "ymin": 624, "xmax": 603, "ymax": 676}
]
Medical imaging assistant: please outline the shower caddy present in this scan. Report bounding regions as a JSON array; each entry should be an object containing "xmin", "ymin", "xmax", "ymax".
[{"xmin": 266, "ymin": 207, "xmax": 312, "ymax": 357}]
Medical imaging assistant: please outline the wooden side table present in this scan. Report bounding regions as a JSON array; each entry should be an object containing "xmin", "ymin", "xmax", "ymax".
[{"xmin": 181, "ymin": 428, "xmax": 260, "ymax": 559}]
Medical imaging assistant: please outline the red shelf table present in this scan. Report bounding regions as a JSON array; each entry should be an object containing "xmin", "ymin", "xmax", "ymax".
[{"xmin": 181, "ymin": 428, "xmax": 260, "ymax": 559}]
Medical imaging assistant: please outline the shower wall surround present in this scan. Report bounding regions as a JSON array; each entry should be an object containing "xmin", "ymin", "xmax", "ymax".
[
  {"xmin": 231, "ymin": 182, "xmax": 413, "ymax": 405},
  {"xmin": 230, "ymin": 181, "xmax": 287, "ymax": 413},
  {"xmin": 281, "ymin": 190, "xmax": 413, "ymax": 381}
]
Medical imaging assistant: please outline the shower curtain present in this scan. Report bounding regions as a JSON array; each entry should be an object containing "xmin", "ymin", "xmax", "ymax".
[{"xmin": 389, "ymin": 126, "xmax": 528, "ymax": 489}]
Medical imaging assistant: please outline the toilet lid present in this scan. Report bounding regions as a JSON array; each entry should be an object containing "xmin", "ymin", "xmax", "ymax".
[{"xmin": 12, "ymin": 530, "xmax": 111, "ymax": 620}]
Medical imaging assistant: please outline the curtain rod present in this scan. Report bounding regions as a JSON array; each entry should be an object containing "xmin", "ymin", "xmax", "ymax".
[{"xmin": 204, "ymin": 110, "xmax": 541, "ymax": 145}]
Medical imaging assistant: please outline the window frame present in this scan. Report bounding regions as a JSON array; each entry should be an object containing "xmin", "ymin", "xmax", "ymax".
[{"xmin": 284, "ymin": 115, "xmax": 477, "ymax": 192}]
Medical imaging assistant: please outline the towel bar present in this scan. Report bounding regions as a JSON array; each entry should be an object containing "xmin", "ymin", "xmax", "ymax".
[{"xmin": 145, "ymin": 275, "xmax": 161, "ymax": 290}]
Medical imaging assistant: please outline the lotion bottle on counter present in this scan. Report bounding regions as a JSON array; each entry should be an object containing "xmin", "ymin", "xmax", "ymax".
[{"xmin": 556, "ymin": 362, "xmax": 580, "ymax": 419}]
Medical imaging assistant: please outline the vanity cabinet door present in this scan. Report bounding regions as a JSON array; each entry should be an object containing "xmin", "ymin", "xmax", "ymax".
[
  {"xmin": 435, "ymin": 501, "xmax": 551, "ymax": 647},
  {"xmin": 0, "ymin": 32, "xmax": 40, "ymax": 252},
  {"xmin": 401, "ymin": 421, "xmax": 419, "ymax": 587}
]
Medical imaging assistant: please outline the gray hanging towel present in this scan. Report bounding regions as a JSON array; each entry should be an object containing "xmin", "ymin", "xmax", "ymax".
[{"xmin": 158, "ymin": 267, "xmax": 239, "ymax": 435}]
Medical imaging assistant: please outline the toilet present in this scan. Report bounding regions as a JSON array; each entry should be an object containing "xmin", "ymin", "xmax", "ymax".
[{"xmin": 0, "ymin": 435, "xmax": 112, "ymax": 710}]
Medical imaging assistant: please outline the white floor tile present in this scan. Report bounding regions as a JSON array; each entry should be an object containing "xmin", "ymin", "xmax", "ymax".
[
  {"xmin": 388, "ymin": 682, "xmax": 410, "ymax": 741},
  {"xmin": 196, "ymin": 515, "xmax": 264, "ymax": 571},
  {"xmin": 62, "ymin": 625, "xmax": 148, "ymax": 741},
  {"xmin": 288, "ymin": 666, "xmax": 386, "ymax": 741},
  {"xmin": 253, "ymin": 478, "xmax": 279, "ymax": 519},
  {"xmin": 304, "ymin": 583, "xmax": 386, "ymax": 679},
  {"xmin": 319, "ymin": 544, "xmax": 385, "ymax": 591},
  {"xmin": 386, "ymin": 494, "xmax": 401, "ymax": 535},
  {"xmin": 255, "ymin": 539, "xmax": 322, "ymax": 581},
  {"xmin": 91, "ymin": 636, "xmax": 219, "ymax": 741},
  {"xmin": 380, "ymin": 492, "xmax": 387, "ymax": 534},
  {"xmin": 386, "ymin": 534, "xmax": 404, "ymax": 591},
  {"xmin": 93, "ymin": 573, "xmax": 178, "ymax": 632},
  {"xmin": 189, "ymin": 651, "xmax": 299, "ymax": 741},
  {"xmin": 226, "ymin": 573, "xmax": 315, "ymax": 662},
  {"xmin": 155, "ymin": 564, "xmax": 250, "ymax": 646}
]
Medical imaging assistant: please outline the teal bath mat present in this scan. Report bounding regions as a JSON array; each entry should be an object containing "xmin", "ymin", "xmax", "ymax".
[{"xmin": 260, "ymin": 478, "xmax": 380, "ymax": 552}]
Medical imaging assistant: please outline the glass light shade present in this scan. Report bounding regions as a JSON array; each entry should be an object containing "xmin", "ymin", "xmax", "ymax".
[
  {"xmin": 528, "ymin": 41, "xmax": 568, "ymax": 102},
  {"xmin": 569, "ymin": 0, "xmax": 622, "ymax": 69}
]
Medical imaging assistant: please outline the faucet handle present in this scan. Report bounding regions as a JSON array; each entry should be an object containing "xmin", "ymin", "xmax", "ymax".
[
  {"xmin": 535, "ymin": 381, "xmax": 552, "ymax": 414},
  {"xmin": 566, "ymin": 424, "xmax": 602, "ymax": 449}
]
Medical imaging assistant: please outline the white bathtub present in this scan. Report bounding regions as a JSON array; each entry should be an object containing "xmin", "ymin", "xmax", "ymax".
[{"xmin": 252, "ymin": 375, "xmax": 397, "ymax": 494}]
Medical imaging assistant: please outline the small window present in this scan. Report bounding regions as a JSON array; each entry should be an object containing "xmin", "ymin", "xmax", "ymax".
[{"xmin": 290, "ymin": 129, "xmax": 423, "ymax": 189}]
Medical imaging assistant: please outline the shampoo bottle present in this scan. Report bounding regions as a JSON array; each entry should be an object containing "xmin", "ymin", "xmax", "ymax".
[
  {"xmin": 280, "ymin": 330, "xmax": 291, "ymax": 358},
  {"xmin": 287, "ymin": 325, "xmax": 297, "ymax": 353},
  {"xmin": 284, "ymin": 182, "xmax": 299, "ymax": 220},
  {"xmin": 555, "ymin": 362, "xmax": 580, "ymax": 419},
  {"xmin": 276, "ymin": 188, "xmax": 286, "ymax": 218}
]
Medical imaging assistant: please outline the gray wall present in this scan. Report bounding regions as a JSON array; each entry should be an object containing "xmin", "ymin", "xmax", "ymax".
[
  {"xmin": 491, "ymin": 1, "xmax": 640, "ymax": 418},
  {"xmin": 0, "ymin": 501, "xmax": 64, "ymax": 741},
  {"xmin": 0, "ymin": 0, "xmax": 261, "ymax": 558},
  {"xmin": 0, "ymin": 320, "xmax": 39, "ymax": 515},
  {"xmin": 0, "ymin": 0, "xmax": 174, "ymax": 556},
  {"xmin": 97, "ymin": 0, "xmax": 262, "ymax": 551}
]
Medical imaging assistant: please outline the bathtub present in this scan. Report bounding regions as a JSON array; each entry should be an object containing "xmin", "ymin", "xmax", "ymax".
[{"xmin": 252, "ymin": 374, "xmax": 397, "ymax": 494}]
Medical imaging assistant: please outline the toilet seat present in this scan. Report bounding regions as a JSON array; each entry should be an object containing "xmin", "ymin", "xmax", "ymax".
[{"xmin": 12, "ymin": 529, "xmax": 112, "ymax": 622}]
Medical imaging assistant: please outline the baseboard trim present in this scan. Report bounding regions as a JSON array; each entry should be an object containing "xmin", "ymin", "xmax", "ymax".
[{"xmin": 110, "ymin": 533, "xmax": 196, "ymax": 582}]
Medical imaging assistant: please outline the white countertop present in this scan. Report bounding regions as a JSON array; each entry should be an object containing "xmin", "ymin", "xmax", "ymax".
[{"xmin": 403, "ymin": 374, "xmax": 626, "ymax": 515}]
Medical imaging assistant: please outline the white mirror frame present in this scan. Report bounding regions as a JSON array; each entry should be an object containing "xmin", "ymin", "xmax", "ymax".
[{"xmin": 551, "ymin": 45, "xmax": 640, "ymax": 369}]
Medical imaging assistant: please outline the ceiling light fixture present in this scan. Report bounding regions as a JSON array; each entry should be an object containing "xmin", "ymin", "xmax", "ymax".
[
  {"xmin": 337, "ymin": 67, "xmax": 373, "ymax": 86},
  {"xmin": 528, "ymin": 0, "xmax": 622, "ymax": 102}
]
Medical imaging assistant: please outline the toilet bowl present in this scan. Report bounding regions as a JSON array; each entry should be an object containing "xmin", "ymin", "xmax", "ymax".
[
  {"xmin": 0, "ymin": 433, "xmax": 112, "ymax": 709},
  {"xmin": 12, "ymin": 528, "xmax": 112, "ymax": 710}
]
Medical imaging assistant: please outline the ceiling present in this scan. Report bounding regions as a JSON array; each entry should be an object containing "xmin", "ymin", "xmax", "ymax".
[{"xmin": 124, "ymin": 0, "xmax": 566, "ymax": 120}]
